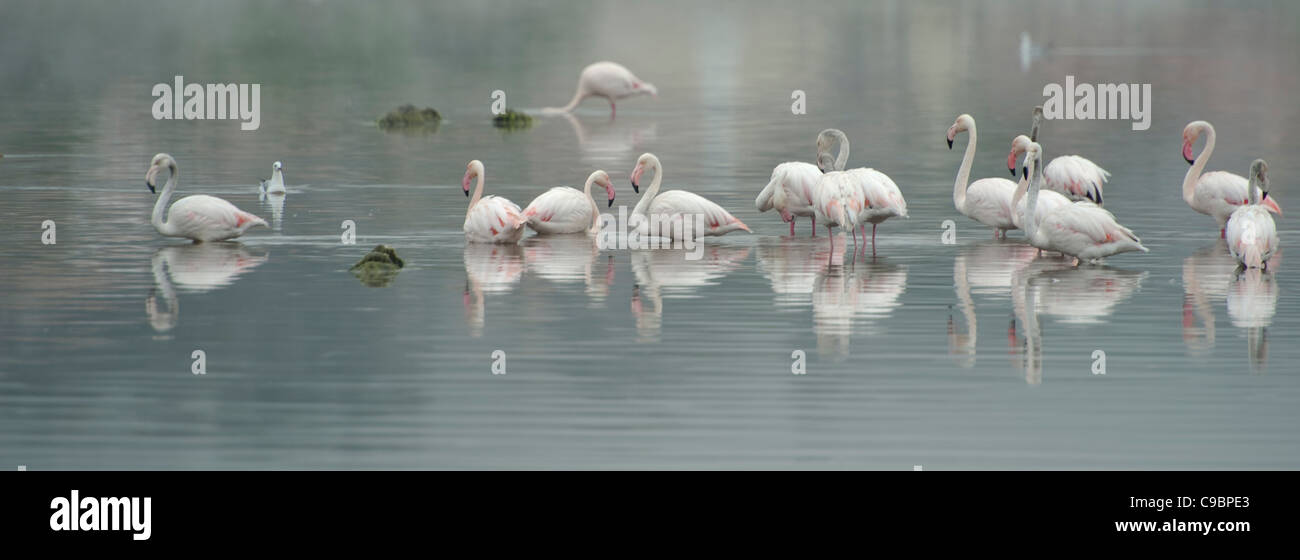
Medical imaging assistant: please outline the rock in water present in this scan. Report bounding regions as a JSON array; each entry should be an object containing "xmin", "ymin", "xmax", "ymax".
[
  {"xmin": 492, "ymin": 108, "xmax": 534, "ymax": 130},
  {"xmin": 377, "ymin": 105, "xmax": 441, "ymax": 131},
  {"xmin": 351, "ymin": 244, "xmax": 404, "ymax": 287}
]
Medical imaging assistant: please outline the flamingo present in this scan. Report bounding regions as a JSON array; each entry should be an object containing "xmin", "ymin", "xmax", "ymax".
[
  {"xmin": 812, "ymin": 169, "xmax": 864, "ymax": 254},
  {"xmin": 260, "ymin": 160, "xmax": 285, "ymax": 194},
  {"xmin": 629, "ymin": 153, "xmax": 750, "ymax": 240},
  {"xmin": 462, "ymin": 160, "xmax": 526, "ymax": 244},
  {"xmin": 1225, "ymin": 159, "xmax": 1280, "ymax": 269},
  {"xmin": 145, "ymin": 153, "xmax": 267, "ymax": 242},
  {"xmin": 755, "ymin": 128, "xmax": 847, "ymax": 236},
  {"xmin": 1021, "ymin": 142, "xmax": 1147, "ymax": 264},
  {"xmin": 1005, "ymin": 107, "xmax": 1109, "ymax": 205},
  {"xmin": 847, "ymin": 168, "xmax": 908, "ymax": 252},
  {"xmin": 1182, "ymin": 120, "xmax": 1283, "ymax": 236},
  {"xmin": 546, "ymin": 61, "xmax": 657, "ymax": 117},
  {"xmin": 521, "ymin": 170, "xmax": 616, "ymax": 235},
  {"xmin": 1008, "ymin": 135, "xmax": 1071, "ymax": 236},
  {"xmin": 946, "ymin": 114, "xmax": 1018, "ymax": 238}
]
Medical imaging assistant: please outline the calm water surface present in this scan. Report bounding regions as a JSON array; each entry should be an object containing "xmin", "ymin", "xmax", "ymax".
[{"xmin": 1, "ymin": 1, "xmax": 1298, "ymax": 469}]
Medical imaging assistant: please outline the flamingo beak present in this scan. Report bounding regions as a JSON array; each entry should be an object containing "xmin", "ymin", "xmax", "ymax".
[
  {"xmin": 1022, "ymin": 166, "xmax": 1029, "ymax": 181},
  {"xmin": 1263, "ymin": 194, "xmax": 1282, "ymax": 216},
  {"xmin": 630, "ymin": 166, "xmax": 643, "ymax": 193},
  {"xmin": 1182, "ymin": 141, "xmax": 1195, "ymax": 165},
  {"xmin": 946, "ymin": 137, "xmax": 953, "ymax": 150},
  {"xmin": 605, "ymin": 181, "xmax": 616, "ymax": 207},
  {"xmin": 1007, "ymin": 151, "xmax": 1018, "ymax": 176},
  {"xmin": 145, "ymin": 166, "xmax": 158, "ymax": 193},
  {"xmin": 462, "ymin": 173, "xmax": 471, "ymax": 197}
]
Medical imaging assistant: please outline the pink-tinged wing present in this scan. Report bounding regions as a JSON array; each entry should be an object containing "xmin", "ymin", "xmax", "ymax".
[
  {"xmin": 1044, "ymin": 155, "xmax": 1109, "ymax": 204},
  {"xmin": 583, "ymin": 62, "xmax": 638, "ymax": 98},
  {"xmin": 813, "ymin": 172, "xmax": 861, "ymax": 227},
  {"xmin": 1193, "ymin": 171, "xmax": 1254, "ymax": 218},
  {"xmin": 1045, "ymin": 203, "xmax": 1140, "ymax": 247},
  {"xmin": 466, "ymin": 195, "xmax": 525, "ymax": 240},
  {"xmin": 523, "ymin": 187, "xmax": 593, "ymax": 228},
  {"xmin": 170, "ymin": 195, "xmax": 265, "ymax": 235},
  {"xmin": 964, "ymin": 177, "xmax": 1016, "ymax": 223},
  {"xmin": 650, "ymin": 190, "xmax": 749, "ymax": 232},
  {"xmin": 1226, "ymin": 208, "xmax": 1279, "ymax": 267},
  {"xmin": 1018, "ymin": 189, "xmax": 1072, "ymax": 228},
  {"xmin": 852, "ymin": 168, "xmax": 908, "ymax": 217}
]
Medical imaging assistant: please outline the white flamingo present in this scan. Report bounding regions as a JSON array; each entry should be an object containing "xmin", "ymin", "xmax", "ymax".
[
  {"xmin": 1007, "ymin": 108, "xmax": 1109, "ymax": 205},
  {"xmin": 1008, "ymin": 135, "xmax": 1071, "ymax": 235},
  {"xmin": 260, "ymin": 160, "xmax": 285, "ymax": 194},
  {"xmin": 755, "ymin": 128, "xmax": 846, "ymax": 236},
  {"xmin": 848, "ymin": 168, "xmax": 908, "ymax": 252},
  {"xmin": 1021, "ymin": 142, "xmax": 1147, "ymax": 264},
  {"xmin": 629, "ymin": 153, "xmax": 750, "ymax": 239},
  {"xmin": 1225, "ymin": 159, "xmax": 1280, "ymax": 269},
  {"xmin": 462, "ymin": 160, "xmax": 526, "ymax": 244},
  {"xmin": 521, "ymin": 170, "xmax": 616, "ymax": 235},
  {"xmin": 811, "ymin": 169, "xmax": 864, "ymax": 253},
  {"xmin": 946, "ymin": 114, "xmax": 1018, "ymax": 238},
  {"xmin": 546, "ymin": 61, "xmax": 657, "ymax": 117},
  {"xmin": 145, "ymin": 153, "xmax": 267, "ymax": 242},
  {"xmin": 1183, "ymin": 121, "xmax": 1283, "ymax": 236}
]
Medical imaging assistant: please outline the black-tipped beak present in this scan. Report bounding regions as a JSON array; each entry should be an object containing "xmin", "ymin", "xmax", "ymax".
[
  {"xmin": 946, "ymin": 138, "xmax": 953, "ymax": 150},
  {"xmin": 1022, "ymin": 166, "xmax": 1028, "ymax": 180},
  {"xmin": 631, "ymin": 180, "xmax": 639, "ymax": 194},
  {"xmin": 1184, "ymin": 154, "xmax": 1195, "ymax": 165},
  {"xmin": 1009, "ymin": 167, "xmax": 1017, "ymax": 177},
  {"xmin": 464, "ymin": 189, "xmax": 469, "ymax": 197},
  {"xmin": 608, "ymin": 197, "xmax": 615, "ymax": 208},
  {"xmin": 1262, "ymin": 191, "xmax": 1270, "ymax": 200},
  {"xmin": 147, "ymin": 182, "xmax": 155, "ymax": 194}
]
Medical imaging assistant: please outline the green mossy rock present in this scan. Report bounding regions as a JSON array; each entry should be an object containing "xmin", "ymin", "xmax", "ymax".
[
  {"xmin": 350, "ymin": 244, "xmax": 404, "ymax": 287},
  {"xmin": 377, "ymin": 104, "xmax": 441, "ymax": 131},
  {"xmin": 492, "ymin": 108, "xmax": 534, "ymax": 130}
]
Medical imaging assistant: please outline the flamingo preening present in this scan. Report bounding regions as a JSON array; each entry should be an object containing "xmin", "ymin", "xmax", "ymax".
[
  {"xmin": 629, "ymin": 153, "xmax": 750, "ymax": 240},
  {"xmin": 755, "ymin": 128, "xmax": 847, "ymax": 236},
  {"xmin": 1021, "ymin": 142, "xmax": 1147, "ymax": 265},
  {"xmin": 462, "ymin": 160, "xmax": 527, "ymax": 244},
  {"xmin": 1225, "ymin": 159, "xmax": 1280, "ymax": 269},
  {"xmin": 145, "ymin": 153, "xmax": 267, "ymax": 242},
  {"xmin": 1182, "ymin": 120, "xmax": 1283, "ymax": 236},
  {"xmin": 546, "ymin": 61, "xmax": 657, "ymax": 117},
  {"xmin": 521, "ymin": 170, "xmax": 617, "ymax": 235},
  {"xmin": 811, "ymin": 132, "xmax": 907, "ymax": 255},
  {"xmin": 946, "ymin": 114, "xmax": 1018, "ymax": 238}
]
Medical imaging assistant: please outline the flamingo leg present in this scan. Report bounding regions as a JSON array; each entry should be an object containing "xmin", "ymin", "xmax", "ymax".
[
  {"xmin": 810, "ymin": 215, "xmax": 816, "ymax": 236},
  {"xmin": 609, "ymin": 100, "xmax": 616, "ymax": 118},
  {"xmin": 872, "ymin": 224, "xmax": 878, "ymax": 256}
]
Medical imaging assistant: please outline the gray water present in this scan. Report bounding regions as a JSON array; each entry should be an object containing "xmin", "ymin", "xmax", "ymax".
[{"xmin": 1, "ymin": 0, "xmax": 1298, "ymax": 469}]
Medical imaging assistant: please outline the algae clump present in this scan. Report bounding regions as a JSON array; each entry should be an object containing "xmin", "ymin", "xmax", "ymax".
[
  {"xmin": 350, "ymin": 244, "xmax": 405, "ymax": 287},
  {"xmin": 377, "ymin": 105, "xmax": 441, "ymax": 131},
  {"xmin": 492, "ymin": 108, "xmax": 534, "ymax": 130}
]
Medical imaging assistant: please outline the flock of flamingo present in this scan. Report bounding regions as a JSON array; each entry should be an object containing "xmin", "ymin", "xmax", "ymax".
[{"xmin": 142, "ymin": 61, "xmax": 1283, "ymax": 272}]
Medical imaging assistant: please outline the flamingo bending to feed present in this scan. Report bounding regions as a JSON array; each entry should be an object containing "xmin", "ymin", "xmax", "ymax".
[
  {"xmin": 260, "ymin": 161, "xmax": 285, "ymax": 194},
  {"xmin": 1182, "ymin": 120, "xmax": 1282, "ymax": 236},
  {"xmin": 1021, "ymin": 142, "xmax": 1146, "ymax": 264},
  {"xmin": 522, "ymin": 170, "xmax": 616, "ymax": 235},
  {"xmin": 145, "ymin": 153, "xmax": 267, "ymax": 242},
  {"xmin": 629, "ymin": 153, "xmax": 750, "ymax": 240},
  {"xmin": 946, "ymin": 114, "xmax": 1017, "ymax": 238},
  {"xmin": 546, "ymin": 61, "xmax": 657, "ymax": 117},
  {"xmin": 462, "ymin": 160, "xmax": 526, "ymax": 244},
  {"xmin": 1226, "ymin": 159, "xmax": 1280, "ymax": 269},
  {"xmin": 755, "ymin": 128, "xmax": 847, "ymax": 236},
  {"xmin": 1005, "ymin": 107, "xmax": 1109, "ymax": 205}
]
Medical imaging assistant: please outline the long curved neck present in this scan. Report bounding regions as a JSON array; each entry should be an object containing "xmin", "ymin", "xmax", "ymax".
[
  {"xmin": 1183, "ymin": 125, "xmax": 1215, "ymax": 204},
  {"xmin": 152, "ymin": 166, "xmax": 178, "ymax": 235},
  {"xmin": 953, "ymin": 124, "xmax": 977, "ymax": 210},
  {"xmin": 466, "ymin": 172, "xmax": 485, "ymax": 219},
  {"xmin": 1248, "ymin": 174, "xmax": 1260, "ymax": 205},
  {"xmin": 1011, "ymin": 156, "xmax": 1029, "ymax": 212},
  {"xmin": 1024, "ymin": 157, "xmax": 1042, "ymax": 241},
  {"xmin": 558, "ymin": 82, "xmax": 588, "ymax": 113},
  {"xmin": 582, "ymin": 175, "xmax": 600, "ymax": 231},
  {"xmin": 833, "ymin": 132, "xmax": 850, "ymax": 171},
  {"xmin": 632, "ymin": 162, "xmax": 663, "ymax": 218}
]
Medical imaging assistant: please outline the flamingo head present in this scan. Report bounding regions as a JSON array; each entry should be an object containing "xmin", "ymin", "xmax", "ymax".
[
  {"xmin": 631, "ymin": 153, "xmax": 657, "ymax": 194},
  {"xmin": 816, "ymin": 152, "xmax": 837, "ymax": 173},
  {"xmin": 463, "ymin": 160, "xmax": 484, "ymax": 197},
  {"xmin": 1022, "ymin": 142, "xmax": 1042, "ymax": 181},
  {"xmin": 591, "ymin": 170, "xmax": 616, "ymax": 207},
  {"xmin": 946, "ymin": 114, "xmax": 973, "ymax": 149},
  {"xmin": 632, "ymin": 80, "xmax": 658, "ymax": 97},
  {"xmin": 815, "ymin": 129, "xmax": 842, "ymax": 172},
  {"xmin": 145, "ymin": 153, "xmax": 175, "ymax": 194},
  {"xmin": 1182, "ymin": 121, "xmax": 1210, "ymax": 165},
  {"xmin": 1008, "ymin": 135, "xmax": 1032, "ymax": 176}
]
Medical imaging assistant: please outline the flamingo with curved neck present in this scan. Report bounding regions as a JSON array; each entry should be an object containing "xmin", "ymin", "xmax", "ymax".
[
  {"xmin": 1006, "ymin": 107, "xmax": 1109, "ymax": 205},
  {"xmin": 630, "ymin": 153, "xmax": 749, "ymax": 240},
  {"xmin": 145, "ymin": 153, "xmax": 267, "ymax": 242},
  {"xmin": 1021, "ymin": 142, "xmax": 1146, "ymax": 265},
  {"xmin": 947, "ymin": 114, "xmax": 1018, "ymax": 238},
  {"xmin": 1182, "ymin": 120, "xmax": 1282, "ymax": 236},
  {"xmin": 755, "ymin": 128, "xmax": 847, "ymax": 236},
  {"xmin": 546, "ymin": 61, "xmax": 657, "ymax": 117},
  {"xmin": 462, "ymin": 160, "xmax": 526, "ymax": 244},
  {"xmin": 521, "ymin": 170, "xmax": 617, "ymax": 235}
]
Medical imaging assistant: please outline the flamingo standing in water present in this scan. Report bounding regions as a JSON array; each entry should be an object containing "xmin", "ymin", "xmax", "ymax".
[
  {"xmin": 755, "ymin": 128, "xmax": 847, "ymax": 236},
  {"xmin": 1182, "ymin": 120, "xmax": 1283, "ymax": 236},
  {"xmin": 1005, "ymin": 107, "xmax": 1109, "ymax": 205},
  {"xmin": 812, "ymin": 170, "xmax": 863, "ymax": 254},
  {"xmin": 145, "ymin": 153, "xmax": 267, "ymax": 242},
  {"xmin": 462, "ymin": 160, "xmax": 526, "ymax": 244},
  {"xmin": 1225, "ymin": 159, "xmax": 1280, "ymax": 269},
  {"xmin": 1021, "ymin": 142, "xmax": 1146, "ymax": 265},
  {"xmin": 260, "ymin": 161, "xmax": 285, "ymax": 194},
  {"xmin": 946, "ymin": 114, "xmax": 1017, "ymax": 238},
  {"xmin": 521, "ymin": 170, "xmax": 617, "ymax": 235},
  {"xmin": 546, "ymin": 62, "xmax": 657, "ymax": 117},
  {"xmin": 629, "ymin": 153, "xmax": 750, "ymax": 240},
  {"xmin": 1008, "ymin": 135, "xmax": 1071, "ymax": 237},
  {"xmin": 812, "ymin": 132, "xmax": 907, "ymax": 254}
]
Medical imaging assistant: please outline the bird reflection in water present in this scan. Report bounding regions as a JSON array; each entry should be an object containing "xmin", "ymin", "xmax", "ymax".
[
  {"xmin": 462, "ymin": 243, "xmax": 525, "ymax": 338},
  {"xmin": 146, "ymin": 243, "xmax": 269, "ymax": 335},
  {"xmin": 630, "ymin": 246, "xmax": 750, "ymax": 343},
  {"xmin": 1182, "ymin": 241, "xmax": 1281, "ymax": 372}
]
